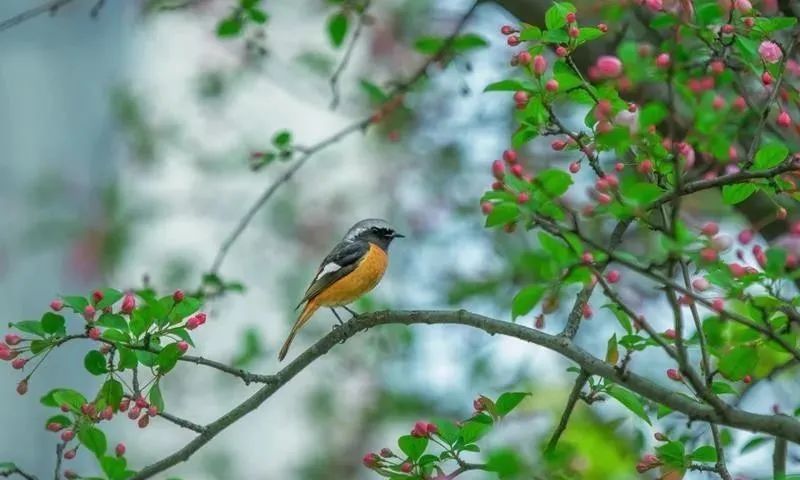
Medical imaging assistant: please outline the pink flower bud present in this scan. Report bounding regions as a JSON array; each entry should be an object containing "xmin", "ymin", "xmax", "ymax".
[
  {"xmin": 595, "ymin": 55, "xmax": 623, "ymax": 78},
  {"xmin": 411, "ymin": 421, "xmax": 429, "ymax": 437},
  {"xmin": 492, "ymin": 160, "xmax": 505, "ymax": 180},
  {"xmin": 566, "ymin": 12, "xmax": 576, "ymax": 22},
  {"xmin": 115, "ymin": 442, "xmax": 126, "ymax": 457},
  {"xmin": 11, "ymin": 357, "xmax": 27, "ymax": 370},
  {"xmin": 762, "ymin": 71, "xmax": 773, "ymax": 85},
  {"xmin": 552, "ymin": 139, "xmax": 567, "ymax": 151},
  {"xmin": 582, "ymin": 304, "xmax": 593, "ymax": 319},
  {"xmin": 128, "ymin": 407, "xmax": 140, "ymax": 420},
  {"xmin": 121, "ymin": 293, "xmax": 136, "ymax": 314},
  {"xmin": 83, "ymin": 305, "xmax": 96, "ymax": 322},
  {"xmin": 88, "ymin": 328, "xmax": 100, "ymax": 340},
  {"xmin": 777, "ymin": 207, "xmax": 788, "ymax": 220},
  {"xmin": 569, "ymin": 162, "xmax": 580, "ymax": 173},
  {"xmin": 738, "ymin": 229, "xmax": 754, "ymax": 244},
  {"xmin": 598, "ymin": 23, "xmax": 608, "ymax": 32},
  {"xmin": 555, "ymin": 46, "xmax": 568, "ymax": 57},
  {"xmin": 401, "ymin": 462, "xmax": 413, "ymax": 473},
  {"xmin": 426, "ymin": 423, "xmax": 438, "ymax": 435},
  {"xmin": 759, "ymin": 40, "xmax": 782, "ymax": 64},
  {"xmin": 173, "ymin": 290, "xmax": 185, "ymax": 302},
  {"xmin": 729, "ymin": 262, "xmax": 747, "ymax": 278},
  {"xmin": 507, "ymin": 35, "xmax": 520, "ymax": 46},
  {"xmin": 692, "ymin": 278, "xmax": 710, "ymax": 291},
  {"xmin": 568, "ymin": 26, "xmax": 579, "ymax": 38},
  {"xmin": 701, "ymin": 222, "xmax": 719, "ymax": 236},
  {"xmin": 743, "ymin": 374, "xmax": 752, "ymax": 384},
  {"xmin": 503, "ymin": 149, "xmax": 517, "ymax": 164},
  {"xmin": 666, "ymin": 368, "xmax": 682, "ymax": 381},
  {"xmin": 148, "ymin": 405, "xmax": 158, "ymax": 417},
  {"xmin": 517, "ymin": 192, "xmax": 530, "ymax": 204},
  {"xmin": 615, "ymin": 162, "xmax": 624, "ymax": 172},
  {"xmin": 712, "ymin": 298, "xmax": 725, "ymax": 312},
  {"xmin": 664, "ymin": 329, "xmax": 677, "ymax": 339},
  {"xmin": 597, "ymin": 193, "xmax": 612, "ymax": 205},
  {"xmin": 533, "ymin": 55, "xmax": 547, "ymax": 76},
  {"xmin": 61, "ymin": 430, "xmax": 75, "ymax": 442},
  {"xmin": 513, "ymin": 90, "xmax": 529, "ymax": 105},
  {"xmin": 535, "ymin": 314, "xmax": 545, "ymax": 329},
  {"xmin": 517, "ymin": 51, "xmax": 531, "ymax": 65},
  {"xmin": 64, "ymin": 449, "xmax": 76, "ymax": 460},
  {"xmin": 637, "ymin": 159, "xmax": 653, "ymax": 174},
  {"xmin": 91, "ymin": 290, "xmax": 104, "ymax": 305},
  {"xmin": 735, "ymin": 0, "xmax": 752, "ymax": 11},
  {"xmin": 510, "ymin": 164, "xmax": 524, "ymax": 178},
  {"xmin": 655, "ymin": 53, "xmax": 670, "ymax": 68},
  {"xmin": 644, "ymin": 0, "xmax": 663, "ymax": 11},
  {"xmin": 4, "ymin": 334, "xmax": 21, "ymax": 346},
  {"xmin": 700, "ymin": 248, "xmax": 718, "ymax": 263},
  {"xmin": 50, "ymin": 299, "xmax": 64, "ymax": 311},
  {"xmin": 545, "ymin": 79, "xmax": 559, "ymax": 92},
  {"xmin": 481, "ymin": 202, "xmax": 493, "ymax": 215},
  {"xmin": 721, "ymin": 23, "xmax": 735, "ymax": 34},
  {"xmin": 605, "ymin": 270, "xmax": 620, "ymax": 283},
  {"xmin": 47, "ymin": 422, "xmax": 63, "ymax": 432},
  {"xmin": 710, "ymin": 60, "xmax": 724, "ymax": 75},
  {"xmin": 138, "ymin": 415, "xmax": 150, "ymax": 428},
  {"xmin": 380, "ymin": 448, "xmax": 393, "ymax": 458},
  {"xmin": 362, "ymin": 453, "xmax": 379, "ymax": 468},
  {"xmin": 778, "ymin": 111, "xmax": 792, "ymax": 128},
  {"xmin": 501, "ymin": 25, "xmax": 515, "ymax": 35}
]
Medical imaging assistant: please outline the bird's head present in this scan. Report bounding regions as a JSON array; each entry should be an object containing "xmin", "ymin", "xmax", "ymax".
[{"xmin": 344, "ymin": 218, "xmax": 404, "ymax": 251}]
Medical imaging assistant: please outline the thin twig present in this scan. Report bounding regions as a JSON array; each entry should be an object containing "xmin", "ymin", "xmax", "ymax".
[
  {"xmin": 0, "ymin": 465, "xmax": 37, "ymax": 480},
  {"xmin": 207, "ymin": 1, "xmax": 480, "ymax": 276},
  {"xmin": 329, "ymin": 1, "xmax": 371, "ymax": 109},
  {"xmin": 128, "ymin": 309, "xmax": 800, "ymax": 479},
  {"xmin": 545, "ymin": 370, "xmax": 589, "ymax": 452},
  {"xmin": 0, "ymin": 0, "xmax": 78, "ymax": 32},
  {"xmin": 53, "ymin": 442, "xmax": 66, "ymax": 480},
  {"xmin": 743, "ymin": 36, "xmax": 799, "ymax": 170},
  {"xmin": 158, "ymin": 411, "xmax": 207, "ymax": 433}
]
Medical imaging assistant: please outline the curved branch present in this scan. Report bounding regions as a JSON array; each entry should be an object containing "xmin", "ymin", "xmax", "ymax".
[
  {"xmin": 131, "ymin": 309, "xmax": 800, "ymax": 479},
  {"xmin": 0, "ymin": 0, "xmax": 78, "ymax": 32}
]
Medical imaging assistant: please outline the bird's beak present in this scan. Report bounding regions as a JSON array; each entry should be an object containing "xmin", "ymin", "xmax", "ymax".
[{"xmin": 392, "ymin": 232, "xmax": 406, "ymax": 239}]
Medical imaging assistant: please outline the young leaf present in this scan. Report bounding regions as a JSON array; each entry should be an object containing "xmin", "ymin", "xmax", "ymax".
[
  {"xmin": 495, "ymin": 392, "xmax": 530, "ymax": 416},
  {"xmin": 689, "ymin": 445, "xmax": 717, "ymax": 462},
  {"xmin": 83, "ymin": 350, "xmax": 108, "ymax": 376},
  {"xmin": 41, "ymin": 313, "xmax": 66, "ymax": 335},
  {"xmin": 9, "ymin": 320, "xmax": 45, "ymax": 337},
  {"xmin": 217, "ymin": 17, "xmax": 243, "ymax": 37},
  {"xmin": 485, "ymin": 203, "xmax": 519, "ymax": 228},
  {"xmin": 99, "ymin": 379, "xmax": 124, "ymax": 411},
  {"xmin": 96, "ymin": 314, "xmax": 128, "ymax": 331},
  {"xmin": 754, "ymin": 142, "xmax": 788, "ymax": 168},
  {"xmin": 95, "ymin": 288, "xmax": 123, "ymax": 309},
  {"xmin": 327, "ymin": 12, "xmax": 348, "ymax": 47},
  {"xmin": 511, "ymin": 285, "xmax": 546, "ymax": 320},
  {"xmin": 722, "ymin": 184, "xmax": 758, "ymax": 204},
  {"xmin": 718, "ymin": 346, "xmax": 758, "ymax": 381},
  {"xmin": 606, "ymin": 385, "xmax": 651, "ymax": 425},
  {"xmin": 157, "ymin": 343, "xmax": 182, "ymax": 375},
  {"xmin": 398, "ymin": 435, "xmax": 428, "ymax": 461},
  {"xmin": 655, "ymin": 440, "xmax": 685, "ymax": 467},
  {"xmin": 150, "ymin": 380, "xmax": 165, "ymax": 412},
  {"xmin": 78, "ymin": 426, "xmax": 107, "ymax": 458}
]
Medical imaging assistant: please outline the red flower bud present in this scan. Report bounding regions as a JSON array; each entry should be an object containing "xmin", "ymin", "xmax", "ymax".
[
  {"xmin": 701, "ymin": 222, "xmax": 719, "ymax": 236},
  {"xmin": 566, "ymin": 12, "xmax": 576, "ymax": 22},
  {"xmin": 11, "ymin": 357, "xmax": 27, "ymax": 370},
  {"xmin": 502, "ymin": 149, "xmax": 517, "ymax": 164},
  {"xmin": 545, "ymin": 79, "xmax": 559, "ymax": 92},
  {"xmin": 517, "ymin": 192, "xmax": 530, "ymax": 204},
  {"xmin": 712, "ymin": 298, "xmax": 725, "ymax": 312},
  {"xmin": 699, "ymin": 248, "xmax": 718, "ymax": 263},
  {"xmin": 128, "ymin": 407, "xmax": 140, "ymax": 420},
  {"xmin": 517, "ymin": 51, "xmax": 531, "ymax": 65},
  {"xmin": 177, "ymin": 341, "xmax": 189, "ymax": 353},
  {"xmin": 605, "ymin": 270, "xmax": 620, "ymax": 283},
  {"xmin": 507, "ymin": 35, "xmax": 520, "ymax": 46},
  {"xmin": 555, "ymin": 46, "xmax": 568, "ymax": 57},
  {"xmin": 4, "ymin": 334, "xmax": 21, "ymax": 346},
  {"xmin": 597, "ymin": 193, "xmax": 612, "ymax": 205},
  {"xmin": 568, "ymin": 26, "xmax": 579, "ymax": 38},
  {"xmin": 666, "ymin": 368, "xmax": 682, "ymax": 381},
  {"xmin": 491, "ymin": 160, "xmax": 505, "ymax": 180},
  {"xmin": 533, "ymin": 55, "xmax": 547, "ymax": 76},
  {"xmin": 655, "ymin": 53, "xmax": 671, "ymax": 68},
  {"xmin": 60, "ymin": 404, "xmax": 70, "ymax": 412},
  {"xmin": 582, "ymin": 252, "xmax": 594, "ymax": 264},
  {"xmin": 401, "ymin": 462, "xmax": 413, "ymax": 473},
  {"xmin": 637, "ymin": 159, "xmax": 653, "ymax": 174},
  {"xmin": 50, "ymin": 299, "xmax": 64, "ymax": 311},
  {"xmin": 411, "ymin": 421, "xmax": 429, "ymax": 437},
  {"xmin": 92, "ymin": 290, "xmax": 104, "ymax": 305},
  {"xmin": 121, "ymin": 293, "xmax": 136, "ymax": 314},
  {"xmin": 173, "ymin": 290, "xmax": 185, "ymax": 302},
  {"xmin": 61, "ymin": 430, "xmax": 75, "ymax": 442},
  {"xmin": 88, "ymin": 328, "xmax": 101, "ymax": 340},
  {"xmin": 83, "ymin": 305, "xmax": 96, "ymax": 322},
  {"xmin": 64, "ymin": 449, "xmax": 76, "ymax": 460},
  {"xmin": 47, "ymin": 422, "xmax": 63, "ymax": 432},
  {"xmin": 582, "ymin": 304, "xmax": 593, "ymax": 319},
  {"xmin": 721, "ymin": 23, "xmax": 735, "ymax": 34},
  {"xmin": 762, "ymin": 71, "xmax": 773, "ymax": 85},
  {"xmin": 729, "ymin": 262, "xmax": 746, "ymax": 278},
  {"xmin": 778, "ymin": 111, "xmax": 792, "ymax": 128},
  {"xmin": 500, "ymin": 25, "xmax": 515, "ymax": 35},
  {"xmin": 614, "ymin": 162, "xmax": 624, "ymax": 172},
  {"xmin": 138, "ymin": 415, "xmax": 150, "ymax": 429},
  {"xmin": 115, "ymin": 442, "xmax": 126, "ymax": 457},
  {"xmin": 362, "ymin": 453, "xmax": 379, "ymax": 468},
  {"xmin": 664, "ymin": 329, "xmax": 676, "ymax": 339},
  {"xmin": 568, "ymin": 161, "xmax": 580, "ymax": 173},
  {"xmin": 510, "ymin": 164, "xmax": 524, "ymax": 178}
]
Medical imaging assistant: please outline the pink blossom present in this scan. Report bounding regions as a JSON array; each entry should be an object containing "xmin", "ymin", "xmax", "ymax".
[
  {"xmin": 759, "ymin": 41, "xmax": 782, "ymax": 64},
  {"xmin": 595, "ymin": 55, "xmax": 623, "ymax": 78},
  {"xmin": 644, "ymin": 0, "xmax": 663, "ymax": 11}
]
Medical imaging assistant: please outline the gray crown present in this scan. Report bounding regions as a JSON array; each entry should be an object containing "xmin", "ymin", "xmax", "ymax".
[{"xmin": 343, "ymin": 218, "xmax": 395, "ymax": 241}]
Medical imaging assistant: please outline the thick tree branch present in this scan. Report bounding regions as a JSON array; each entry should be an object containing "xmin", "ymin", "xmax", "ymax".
[
  {"xmin": 130, "ymin": 310, "xmax": 800, "ymax": 479},
  {"xmin": 774, "ymin": 437, "xmax": 788, "ymax": 479}
]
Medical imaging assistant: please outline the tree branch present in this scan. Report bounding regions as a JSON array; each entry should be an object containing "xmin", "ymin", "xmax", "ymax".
[
  {"xmin": 774, "ymin": 436, "xmax": 788, "ymax": 479},
  {"xmin": 0, "ymin": 0, "xmax": 78, "ymax": 32},
  {"xmin": 545, "ymin": 369, "xmax": 589, "ymax": 452},
  {"xmin": 158, "ymin": 411, "xmax": 206, "ymax": 434},
  {"xmin": 130, "ymin": 310, "xmax": 800, "ymax": 479},
  {"xmin": 329, "ymin": 0, "xmax": 371, "ymax": 109},
  {"xmin": 0, "ymin": 465, "xmax": 37, "ymax": 480}
]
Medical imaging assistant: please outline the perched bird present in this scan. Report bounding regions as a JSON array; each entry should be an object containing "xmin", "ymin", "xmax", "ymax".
[{"xmin": 278, "ymin": 219, "xmax": 404, "ymax": 361}]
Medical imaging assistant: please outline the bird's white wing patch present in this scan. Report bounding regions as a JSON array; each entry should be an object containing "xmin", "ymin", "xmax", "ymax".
[{"xmin": 316, "ymin": 262, "xmax": 341, "ymax": 280}]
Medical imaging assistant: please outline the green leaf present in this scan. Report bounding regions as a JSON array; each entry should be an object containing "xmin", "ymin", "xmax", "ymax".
[
  {"xmin": 150, "ymin": 380, "xmax": 165, "ymax": 412},
  {"xmin": 433, "ymin": 419, "xmax": 459, "ymax": 445},
  {"xmin": 603, "ymin": 304, "xmax": 632, "ymax": 334},
  {"xmin": 452, "ymin": 33, "xmax": 488, "ymax": 52},
  {"xmin": 483, "ymin": 79, "xmax": 537, "ymax": 92},
  {"xmin": 99, "ymin": 379, "xmax": 124, "ymax": 411},
  {"xmin": 45, "ymin": 414, "xmax": 72, "ymax": 428},
  {"xmin": 485, "ymin": 202, "xmax": 519, "ymax": 228},
  {"xmin": 62, "ymin": 295, "xmax": 89, "ymax": 312},
  {"xmin": 30, "ymin": 339, "xmax": 49, "ymax": 355},
  {"xmin": 519, "ymin": 26, "xmax": 541, "ymax": 41},
  {"xmin": 639, "ymin": 102, "xmax": 667, "ymax": 127},
  {"xmin": 576, "ymin": 27, "xmax": 603, "ymax": 45},
  {"xmin": 169, "ymin": 297, "xmax": 201, "ymax": 324},
  {"xmin": 9, "ymin": 320, "xmax": 45, "ymax": 337},
  {"xmin": 271, "ymin": 130, "xmax": 292, "ymax": 149},
  {"xmin": 216, "ymin": 17, "xmax": 242, "ymax": 37},
  {"xmin": 78, "ymin": 426, "xmax": 107, "ymax": 458},
  {"xmin": 765, "ymin": 248, "xmax": 787, "ymax": 277},
  {"xmin": 41, "ymin": 312, "xmax": 66, "ymax": 335},
  {"xmin": 511, "ymin": 285, "xmax": 546, "ymax": 320},
  {"xmin": 512, "ymin": 125, "xmax": 538, "ymax": 149},
  {"xmin": 359, "ymin": 79, "xmax": 389, "ymax": 102},
  {"xmin": 83, "ymin": 350, "xmax": 108, "ymax": 376},
  {"xmin": 606, "ymin": 385, "xmax": 651, "ymax": 425},
  {"xmin": 553, "ymin": 60, "xmax": 582, "ymax": 90},
  {"xmin": 101, "ymin": 329, "xmax": 128, "ymax": 343},
  {"xmin": 485, "ymin": 448, "xmax": 523, "ymax": 477},
  {"xmin": 711, "ymin": 381, "xmax": 737, "ymax": 395},
  {"xmin": 741, "ymin": 436, "xmax": 769, "ymax": 453},
  {"xmin": 754, "ymin": 16, "xmax": 797, "ymax": 33},
  {"xmin": 536, "ymin": 169, "xmax": 572, "ymax": 197},
  {"xmin": 495, "ymin": 392, "xmax": 529, "ymax": 416},
  {"xmin": 414, "ymin": 36, "xmax": 445, "ymax": 55},
  {"xmin": 544, "ymin": 2, "xmax": 576, "ymax": 30},
  {"xmin": 690, "ymin": 445, "xmax": 717, "ymax": 462},
  {"xmin": 117, "ymin": 347, "xmax": 138, "ymax": 370},
  {"xmin": 754, "ymin": 142, "xmax": 788, "ymax": 169},
  {"xmin": 398, "ymin": 435, "xmax": 428, "ymax": 461},
  {"xmin": 327, "ymin": 12, "xmax": 348, "ymax": 47},
  {"xmin": 247, "ymin": 7, "xmax": 269, "ymax": 24},
  {"xmin": 130, "ymin": 309, "xmax": 153, "ymax": 338},
  {"xmin": 460, "ymin": 418, "xmax": 491, "ymax": 443},
  {"xmin": 719, "ymin": 346, "xmax": 758, "ymax": 381},
  {"xmin": 43, "ymin": 388, "xmax": 87, "ymax": 409},
  {"xmin": 656, "ymin": 441, "xmax": 685, "ymax": 467},
  {"xmin": 100, "ymin": 455, "xmax": 127, "ymax": 480},
  {"xmin": 157, "ymin": 343, "xmax": 182, "ymax": 375},
  {"xmin": 538, "ymin": 231, "xmax": 573, "ymax": 264},
  {"xmin": 722, "ymin": 183, "xmax": 758, "ymax": 204},
  {"xmin": 96, "ymin": 314, "xmax": 128, "ymax": 331},
  {"xmin": 95, "ymin": 288, "xmax": 123, "ymax": 309}
]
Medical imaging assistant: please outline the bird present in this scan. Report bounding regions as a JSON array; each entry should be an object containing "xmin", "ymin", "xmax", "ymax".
[{"xmin": 278, "ymin": 219, "xmax": 404, "ymax": 361}]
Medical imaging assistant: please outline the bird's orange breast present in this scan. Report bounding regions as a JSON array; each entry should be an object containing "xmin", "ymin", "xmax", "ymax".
[{"xmin": 313, "ymin": 243, "xmax": 388, "ymax": 307}]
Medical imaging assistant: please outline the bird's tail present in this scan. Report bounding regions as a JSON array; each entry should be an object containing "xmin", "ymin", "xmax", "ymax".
[{"xmin": 278, "ymin": 300, "xmax": 319, "ymax": 361}]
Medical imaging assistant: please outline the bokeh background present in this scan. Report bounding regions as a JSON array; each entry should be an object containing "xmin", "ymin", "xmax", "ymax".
[{"xmin": 0, "ymin": 0, "xmax": 796, "ymax": 479}]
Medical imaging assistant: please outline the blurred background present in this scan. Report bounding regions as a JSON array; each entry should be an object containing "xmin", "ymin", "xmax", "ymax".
[{"xmin": 0, "ymin": 0, "xmax": 796, "ymax": 479}]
